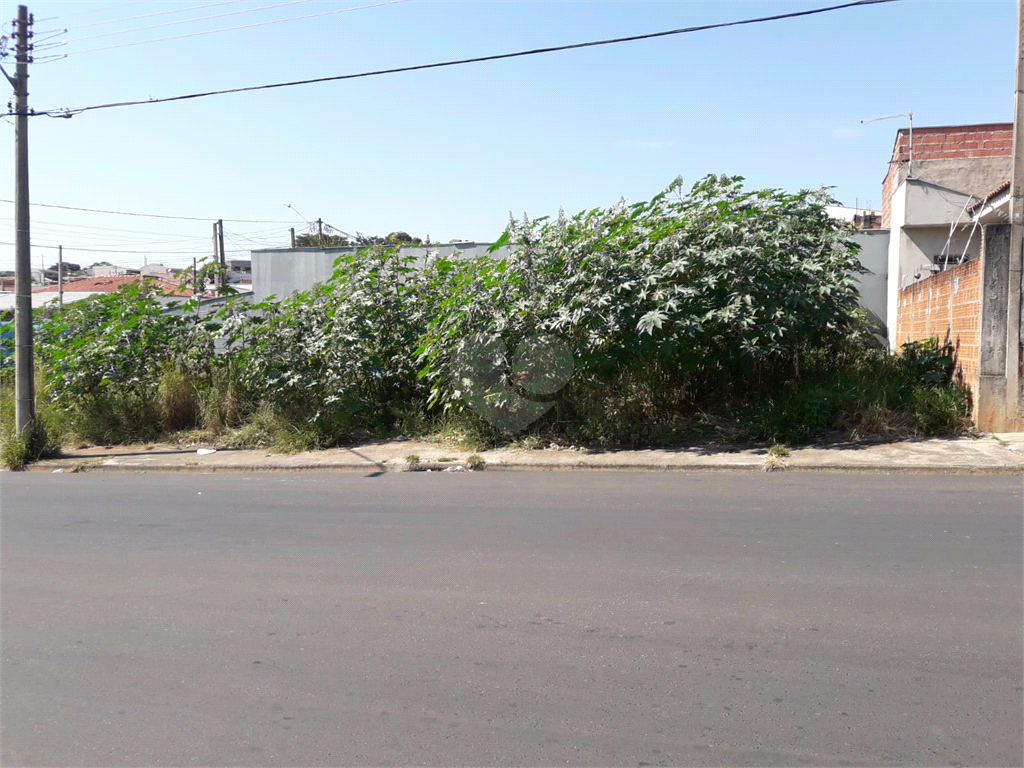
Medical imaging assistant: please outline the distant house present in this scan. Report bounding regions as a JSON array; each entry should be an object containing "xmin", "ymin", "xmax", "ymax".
[
  {"xmin": 139, "ymin": 263, "xmax": 177, "ymax": 277},
  {"xmin": 825, "ymin": 205, "xmax": 883, "ymax": 230},
  {"xmin": 227, "ymin": 258, "xmax": 252, "ymax": 286},
  {"xmin": 89, "ymin": 264, "xmax": 140, "ymax": 278},
  {"xmin": 0, "ymin": 273, "xmax": 195, "ymax": 311},
  {"xmin": 882, "ymin": 122, "xmax": 1013, "ymax": 348},
  {"xmin": 880, "ymin": 122, "xmax": 1019, "ymax": 429}
]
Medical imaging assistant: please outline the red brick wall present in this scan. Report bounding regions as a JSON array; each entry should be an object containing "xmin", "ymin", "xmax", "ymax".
[
  {"xmin": 881, "ymin": 123, "xmax": 1012, "ymax": 228},
  {"xmin": 895, "ymin": 259, "xmax": 982, "ymax": 394}
]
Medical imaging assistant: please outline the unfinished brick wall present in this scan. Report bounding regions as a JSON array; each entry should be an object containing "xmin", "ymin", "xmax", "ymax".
[
  {"xmin": 895, "ymin": 258, "xmax": 982, "ymax": 393},
  {"xmin": 881, "ymin": 123, "xmax": 1013, "ymax": 227}
]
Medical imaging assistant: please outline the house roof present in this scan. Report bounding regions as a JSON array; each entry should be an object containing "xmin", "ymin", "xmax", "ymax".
[
  {"xmin": 33, "ymin": 274, "xmax": 192, "ymax": 296},
  {"xmin": 892, "ymin": 121, "xmax": 1012, "ymax": 138},
  {"xmin": 967, "ymin": 179, "xmax": 1011, "ymax": 213},
  {"xmin": 887, "ymin": 122, "xmax": 1013, "ymax": 166}
]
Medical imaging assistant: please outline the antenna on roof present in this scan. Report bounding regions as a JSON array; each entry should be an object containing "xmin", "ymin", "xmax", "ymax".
[{"xmin": 861, "ymin": 111, "xmax": 914, "ymax": 177}]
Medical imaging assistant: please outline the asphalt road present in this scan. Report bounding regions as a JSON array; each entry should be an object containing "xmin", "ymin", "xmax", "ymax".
[{"xmin": 2, "ymin": 472, "xmax": 1021, "ymax": 767}]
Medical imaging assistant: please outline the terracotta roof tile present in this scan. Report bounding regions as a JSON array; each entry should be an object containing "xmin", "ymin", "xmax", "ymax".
[
  {"xmin": 967, "ymin": 179, "xmax": 1011, "ymax": 213},
  {"xmin": 33, "ymin": 274, "xmax": 191, "ymax": 296}
]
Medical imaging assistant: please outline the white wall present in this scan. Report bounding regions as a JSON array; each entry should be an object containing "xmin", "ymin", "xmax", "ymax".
[
  {"xmin": 887, "ymin": 183, "xmax": 907, "ymax": 349},
  {"xmin": 851, "ymin": 230, "xmax": 889, "ymax": 332}
]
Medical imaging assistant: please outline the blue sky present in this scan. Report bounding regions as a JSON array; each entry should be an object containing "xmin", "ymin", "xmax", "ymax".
[{"xmin": 0, "ymin": 0, "xmax": 1016, "ymax": 272}]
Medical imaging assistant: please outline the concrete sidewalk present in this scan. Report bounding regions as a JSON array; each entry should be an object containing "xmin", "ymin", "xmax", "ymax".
[{"xmin": 23, "ymin": 432, "xmax": 1024, "ymax": 475}]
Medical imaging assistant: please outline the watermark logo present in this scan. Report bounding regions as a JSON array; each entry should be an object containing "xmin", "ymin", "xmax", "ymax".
[{"xmin": 453, "ymin": 333, "xmax": 574, "ymax": 433}]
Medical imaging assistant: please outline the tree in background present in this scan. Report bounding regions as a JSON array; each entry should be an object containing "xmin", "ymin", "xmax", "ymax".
[
  {"xmin": 47, "ymin": 262, "xmax": 82, "ymax": 276},
  {"xmin": 294, "ymin": 229, "xmax": 423, "ymax": 248}
]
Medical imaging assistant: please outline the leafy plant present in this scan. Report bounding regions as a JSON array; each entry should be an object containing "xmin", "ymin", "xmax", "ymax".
[
  {"xmin": 417, "ymin": 175, "xmax": 866, "ymax": 438},
  {"xmin": 232, "ymin": 246, "xmax": 430, "ymax": 444}
]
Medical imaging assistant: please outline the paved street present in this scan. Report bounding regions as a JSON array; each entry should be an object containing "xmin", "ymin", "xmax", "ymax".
[{"xmin": 2, "ymin": 472, "xmax": 1022, "ymax": 767}]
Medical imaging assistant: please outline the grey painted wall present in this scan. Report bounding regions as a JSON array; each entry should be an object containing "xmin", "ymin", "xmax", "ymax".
[
  {"xmin": 253, "ymin": 240, "xmax": 889, "ymax": 332},
  {"xmin": 252, "ymin": 243, "xmax": 508, "ymax": 302},
  {"xmin": 889, "ymin": 156, "xmax": 1011, "ymax": 201}
]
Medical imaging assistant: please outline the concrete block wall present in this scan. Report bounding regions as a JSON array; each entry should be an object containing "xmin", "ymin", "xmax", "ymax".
[
  {"xmin": 895, "ymin": 258, "xmax": 982, "ymax": 392},
  {"xmin": 881, "ymin": 123, "xmax": 1013, "ymax": 228}
]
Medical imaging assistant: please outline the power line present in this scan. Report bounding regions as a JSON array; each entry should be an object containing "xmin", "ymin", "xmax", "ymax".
[
  {"xmin": 69, "ymin": 0, "xmax": 252, "ymax": 32},
  {"xmin": 0, "ymin": 241, "xmax": 215, "ymax": 254},
  {"xmin": 0, "ymin": 199, "xmax": 296, "ymax": 223},
  {"xmin": 68, "ymin": 0, "xmax": 312, "ymax": 44},
  {"xmin": 1, "ymin": 216, "xmax": 288, "ymax": 240},
  {"xmin": 40, "ymin": 1, "xmax": 153, "ymax": 23},
  {"xmin": 0, "ymin": 228, "xmax": 218, "ymax": 249},
  {"xmin": 29, "ymin": 0, "xmax": 898, "ymax": 118},
  {"xmin": 0, "ymin": 215, "xmax": 207, "ymax": 237},
  {"xmin": 0, "ymin": 227, "xmax": 213, "ymax": 248},
  {"xmin": 64, "ymin": 0, "xmax": 407, "ymax": 57}
]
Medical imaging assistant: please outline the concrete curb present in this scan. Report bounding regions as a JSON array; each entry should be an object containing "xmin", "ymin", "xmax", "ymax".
[
  {"xmin": 25, "ymin": 459, "xmax": 1024, "ymax": 476},
  {"xmin": 15, "ymin": 433, "xmax": 1023, "ymax": 476}
]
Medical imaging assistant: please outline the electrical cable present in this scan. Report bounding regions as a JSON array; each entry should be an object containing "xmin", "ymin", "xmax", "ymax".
[
  {"xmin": 31, "ymin": 0, "xmax": 898, "ymax": 117},
  {"xmin": 30, "ymin": 29, "xmax": 68, "ymax": 43},
  {"xmin": 30, "ymin": 54, "xmax": 68, "ymax": 64},
  {"xmin": 1, "ymin": 223, "xmax": 209, "ymax": 243},
  {"xmin": 0, "ymin": 199, "xmax": 297, "ymax": 223},
  {"xmin": 68, "ymin": 0, "xmax": 251, "ymax": 32},
  {"xmin": 5, "ymin": 217, "xmax": 287, "ymax": 240},
  {"xmin": 0, "ymin": 224, "xmax": 221, "ymax": 248},
  {"xmin": 64, "ymin": 0, "xmax": 407, "ymax": 56},
  {"xmin": 223, "ymin": 228, "xmax": 290, "ymax": 246},
  {"xmin": 39, "ymin": 1, "xmax": 152, "ymax": 23},
  {"xmin": 0, "ymin": 241, "xmax": 217, "ymax": 254},
  {"xmin": 67, "ymin": 0, "xmax": 312, "ymax": 44}
]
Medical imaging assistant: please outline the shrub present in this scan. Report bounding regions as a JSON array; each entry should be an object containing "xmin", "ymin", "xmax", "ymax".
[
  {"xmin": 13, "ymin": 182, "xmax": 973, "ymax": 456},
  {"xmin": 417, "ymin": 175, "xmax": 866, "ymax": 428},
  {"xmin": 232, "ymin": 246, "xmax": 430, "ymax": 445},
  {"xmin": 157, "ymin": 366, "xmax": 199, "ymax": 432},
  {"xmin": 66, "ymin": 390, "xmax": 162, "ymax": 445},
  {"xmin": 0, "ymin": 372, "xmax": 66, "ymax": 468}
]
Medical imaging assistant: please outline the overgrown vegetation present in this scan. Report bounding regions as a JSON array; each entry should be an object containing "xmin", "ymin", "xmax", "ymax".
[{"xmin": 1, "ymin": 176, "xmax": 973, "ymax": 468}]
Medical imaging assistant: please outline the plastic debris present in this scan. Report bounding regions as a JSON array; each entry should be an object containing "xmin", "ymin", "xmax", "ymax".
[
  {"xmin": 197, "ymin": 448, "xmax": 217, "ymax": 455},
  {"xmin": 52, "ymin": 468, "xmax": 63, "ymax": 473}
]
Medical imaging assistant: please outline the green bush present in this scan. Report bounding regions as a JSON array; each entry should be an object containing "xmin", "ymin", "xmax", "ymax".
[
  {"xmin": 219, "ymin": 405, "xmax": 318, "ymax": 453},
  {"xmin": 232, "ymin": 246, "xmax": 430, "ymax": 445},
  {"xmin": 11, "ymin": 182, "xmax": 974, "ymax": 457},
  {"xmin": 66, "ymin": 390, "xmax": 162, "ymax": 446},
  {"xmin": 0, "ymin": 372, "xmax": 66, "ymax": 469},
  {"xmin": 417, "ymin": 175, "xmax": 866, "ymax": 417},
  {"xmin": 157, "ymin": 366, "xmax": 199, "ymax": 432},
  {"xmin": 910, "ymin": 385, "xmax": 972, "ymax": 436}
]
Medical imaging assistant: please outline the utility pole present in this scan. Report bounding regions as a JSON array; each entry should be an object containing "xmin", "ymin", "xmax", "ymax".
[
  {"xmin": 11, "ymin": 5, "xmax": 34, "ymax": 436},
  {"xmin": 317, "ymin": 218, "xmax": 323, "ymax": 247},
  {"xmin": 212, "ymin": 221, "xmax": 219, "ymax": 283},
  {"xmin": 216, "ymin": 219, "xmax": 226, "ymax": 288},
  {"xmin": 57, "ymin": 244, "xmax": 63, "ymax": 309},
  {"xmin": 290, "ymin": 227, "xmax": 295, "ymax": 248},
  {"xmin": 1007, "ymin": 0, "xmax": 1024, "ymax": 429},
  {"xmin": 192, "ymin": 256, "xmax": 200, "ymax": 317}
]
